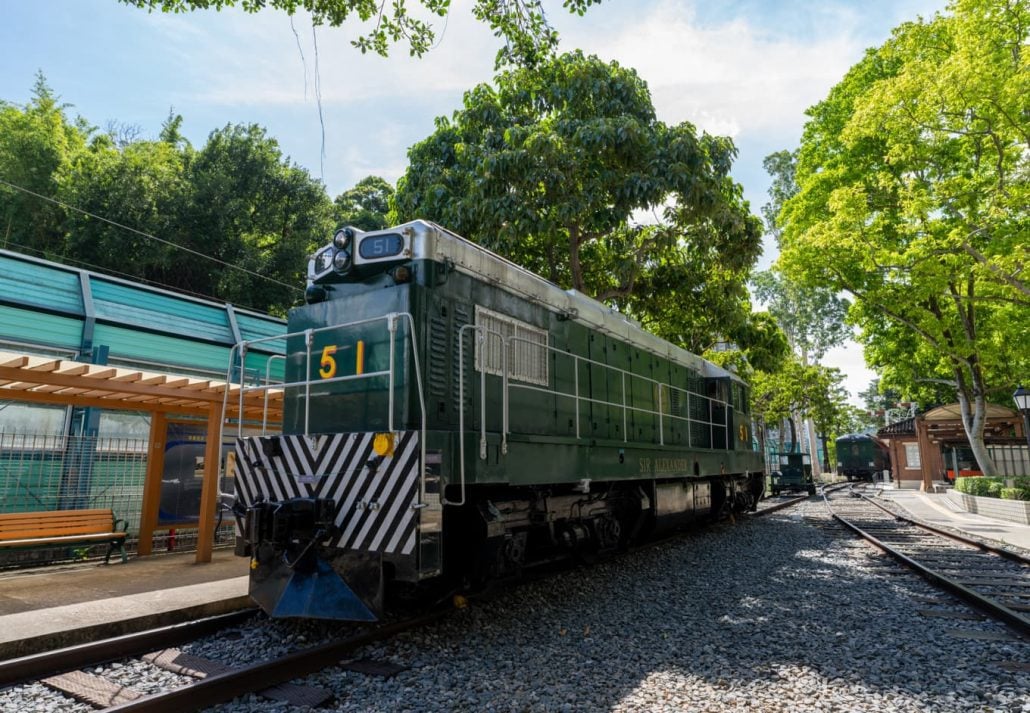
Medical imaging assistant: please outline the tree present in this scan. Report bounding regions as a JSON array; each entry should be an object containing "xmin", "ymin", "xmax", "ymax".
[
  {"xmin": 778, "ymin": 0, "xmax": 1030, "ymax": 478},
  {"xmin": 722, "ymin": 311, "xmax": 791, "ymax": 376},
  {"xmin": 394, "ymin": 51, "xmax": 762, "ymax": 354},
  {"xmin": 181, "ymin": 123, "xmax": 333, "ymax": 313},
  {"xmin": 0, "ymin": 73, "xmax": 88, "ymax": 256},
  {"xmin": 333, "ymin": 175, "xmax": 394, "ymax": 231},
  {"xmin": 119, "ymin": 0, "xmax": 600, "ymax": 66},
  {"xmin": 60, "ymin": 134, "xmax": 192, "ymax": 287},
  {"xmin": 751, "ymin": 357, "xmax": 850, "ymax": 458}
]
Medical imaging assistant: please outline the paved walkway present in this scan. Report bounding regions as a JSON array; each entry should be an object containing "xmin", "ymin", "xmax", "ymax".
[
  {"xmin": 0, "ymin": 548, "xmax": 249, "ymax": 660},
  {"xmin": 877, "ymin": 487, "xmax": 1030, "ymax": 551}
]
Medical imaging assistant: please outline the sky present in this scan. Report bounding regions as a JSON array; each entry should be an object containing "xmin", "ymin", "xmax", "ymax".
[{"xmin": 0, "ymin": 0, "xmax": 948, "ymax": 404}]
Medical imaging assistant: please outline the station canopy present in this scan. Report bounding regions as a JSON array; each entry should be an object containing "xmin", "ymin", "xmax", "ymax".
[{"xmin": 0, "ymin": 349, "xmax": 282, "ymax": 423}]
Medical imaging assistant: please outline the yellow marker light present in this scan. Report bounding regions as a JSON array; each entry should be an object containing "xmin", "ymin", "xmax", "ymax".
[
  {"xmin": 373, "ymin": 432, "xmax": 395, "ymax": 457},
  {"xmin": 356, "ymin": 339, "xmax": 365, "ymax": 375}
]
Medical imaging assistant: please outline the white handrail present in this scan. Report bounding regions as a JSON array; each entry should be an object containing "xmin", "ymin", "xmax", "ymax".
[{"xmin": 225, "ymin": 312, "xmax": 430, "ymax": 504}]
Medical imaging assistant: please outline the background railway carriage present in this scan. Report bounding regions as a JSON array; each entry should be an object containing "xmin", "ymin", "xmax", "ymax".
[
  {"xmin": 835, "ymin": 433, "xmax": 891, "ymax": 482},
  {"xmin": 228, "ymin": 220, "xmax": 765, "ymax": 621}
]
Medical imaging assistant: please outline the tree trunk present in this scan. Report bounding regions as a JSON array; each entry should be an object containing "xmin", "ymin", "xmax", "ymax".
[
  {"xmin": 568, "ymin": 224, "xmax": 584, "ymax": 292},
  {"xmin": 955, "ymin": 366, "xmax": 998, "ymax": 476},
  {"xmin": 787, "ymin": 416, "xmax": 798, "ymax": 452}
]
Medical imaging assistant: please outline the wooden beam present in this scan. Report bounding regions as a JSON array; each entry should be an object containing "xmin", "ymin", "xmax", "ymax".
[
  {"xmin": 195, "ymin": 403, "xmax": 223, "ymax": 564},
  {"xmin": 137, "ymin": 412, "xmax": 168, "ymax": 557},
  {"xmin": 0, "ymin": 388, "xmax": 213, "ymax": 415}
]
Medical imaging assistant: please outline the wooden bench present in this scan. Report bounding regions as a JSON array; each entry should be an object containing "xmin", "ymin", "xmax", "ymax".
[{"xmin": 0, "ymin": 509, "xmax": 128, "ymax": 564}]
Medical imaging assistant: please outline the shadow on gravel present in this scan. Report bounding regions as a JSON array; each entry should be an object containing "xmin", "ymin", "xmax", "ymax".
[{"xmin": 365, "ymin": 514, "xmax": 1030, "ymax": 712}]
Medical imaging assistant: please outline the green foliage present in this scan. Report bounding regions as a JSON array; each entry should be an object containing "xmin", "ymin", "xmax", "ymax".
[
  {"xmin": 119, "ymin": 0, "xmax": 601, "ymax": 66},
  {"xmin": 956, "ymin": 476, "xmax": 1030, "ymax": 501},
  {"xmin": 751, "ymin": 269, "xmax": 851, "ymax": 362},
  {"xmin": 0, "ymin": 73, "xmax": 89, "ymax": 256},
  {"xmin": 955, "ymin": 476, "xmax": 1005, "ymax": 497},
  {"xmin": 778, "ymin": 0, "xmax": 1030, "ymax": 475},
  {"xmin": 1000, "ymin": 487, "xmax": 1030, "ymax": 502},
  {"xmin": 333, "ymin": 175, "xmax": 394, "ymax": 231},
  {"xmin": 725, "ymin": 311, "xmax": 791, "ymax": 375},
  {"xmin": 394, "ymin": 51, "xmax": 762, "ymax": 353},
  {"xmin": 1, "ymin": 76, "xmax": 335, "ymax": 315},
  {"xmin": 749, "ymin": 356, "xmax": 850, "ymax": 450}
]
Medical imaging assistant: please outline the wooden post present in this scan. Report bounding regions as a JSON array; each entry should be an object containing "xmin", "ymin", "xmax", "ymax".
[
  {"xmin": 196, "ymin": 403, "xmax": 222, "ymax": 563},
  {"xmin": 137, "ymin": 411, "xmax": 167, "ymax": 556}
]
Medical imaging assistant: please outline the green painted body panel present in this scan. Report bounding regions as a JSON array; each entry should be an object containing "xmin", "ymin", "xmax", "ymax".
[
  {"xmin": 287, "ymin": 258, "xmax": 764, "ymax": 486},
  {"xmin": 0, "ymin": 305, "xmax": 83, "ymax": 351}
]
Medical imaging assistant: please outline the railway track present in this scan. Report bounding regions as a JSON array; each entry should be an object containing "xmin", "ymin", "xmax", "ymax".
[
  {"xmin": 0, "ymin": 603, "xmax": 446, "ymax": 712},
  {"xmin": 752, "ymin": 481, "xmax": 851, "ymax": 517},
  {"xmin": 2, "ymin": 493, "xmax": 849, "ymax": 711},
  {"xmin": 824, "ymin": 484, "xmax": 1030, "ymax": 636}
]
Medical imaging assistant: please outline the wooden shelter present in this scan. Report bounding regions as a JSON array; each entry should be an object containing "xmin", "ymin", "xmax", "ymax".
[
  {"xmin": 878, "ymin": 403, "xmax": 1024, "ymax": 491},
  {"xmin": 0, "ymin": 350, "xmax": 282, "ymax": 562}
]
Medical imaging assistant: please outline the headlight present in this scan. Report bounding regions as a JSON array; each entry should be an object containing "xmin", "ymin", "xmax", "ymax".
[
  {"xmin": 314, "ymin": 247, "xmax": 333, "ymax": 273},
  {"xmin": 333, "ymin": 249, "xmax": 352, "ymax": 272},
  {"xmin": 333, "ymin": 227, "xmax": 354, "ymax": 250}
]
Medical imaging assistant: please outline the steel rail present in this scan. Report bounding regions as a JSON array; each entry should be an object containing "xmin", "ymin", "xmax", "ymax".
[
  {"xmin": 751, "ymin": 482, "xmax": 850, "ymax": 518},
  {"xmin": 823, "ymin": 490, "xmax": 1030, "ymax": 636},
  {"xmin": 858, "ymin": 493, "xmax": 1030, "ymax": 566},
  {"xmin": 751, "ymin": 494, "xmax": 809, "ymax": 516},
  {"xmin": 0, "ymin": 609, "xmax": 257, "ymax": 688},
  {"xmin": 105, "ymin": 608, "xmax": 451, "ymax": 713}
]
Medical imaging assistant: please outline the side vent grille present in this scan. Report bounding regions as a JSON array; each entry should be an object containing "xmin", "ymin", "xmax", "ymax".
[
  {"xmin": 453, "ymin": 303, "xmax": 471, "ymax": 412},
  {"xmin": 428, "ymin": 317, "xmax": 447, "ymax": 397}
]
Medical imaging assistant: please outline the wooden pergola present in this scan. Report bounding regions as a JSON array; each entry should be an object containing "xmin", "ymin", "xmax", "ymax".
[{"xmin": 0, "ymin": 350, "xmax": 282, "ymax": 563}]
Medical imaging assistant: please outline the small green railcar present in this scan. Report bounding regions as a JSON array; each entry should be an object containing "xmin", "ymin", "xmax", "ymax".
[
  {"xmin": 769, "ymin": 452, "xmax": 816, "ymax": 496},
  {"xmin": 835, "ymin": 433, "xmax": 891, "ymax": 482},
  {"xmin": 228, "ymin": 221, "xmax": 765, "ymax": 620}
]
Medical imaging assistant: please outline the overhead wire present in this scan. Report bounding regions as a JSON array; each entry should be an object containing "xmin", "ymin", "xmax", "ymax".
[{"xmin": 0, "ymin": 177, "xmax": 304, "ymax": 294}]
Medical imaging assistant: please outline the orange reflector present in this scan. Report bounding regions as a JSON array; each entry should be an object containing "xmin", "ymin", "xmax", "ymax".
[
  {"xmin": 356, "ymin": 340, "xmax": 365, "ymax": 375},
  {"xmin": 373, "ymin": 432, "xmax": 395, "ymax": 457}
]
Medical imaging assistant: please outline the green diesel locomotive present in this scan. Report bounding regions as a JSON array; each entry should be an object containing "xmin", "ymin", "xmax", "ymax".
[{"xmin": 228, "ymin": 220, "xmax": 765, "ymax": 620}]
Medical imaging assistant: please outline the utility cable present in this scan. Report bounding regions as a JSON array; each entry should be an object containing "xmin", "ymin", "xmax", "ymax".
[{"xmin": 0, "ymin": 177, "xmax": 303, "ymax": 294}]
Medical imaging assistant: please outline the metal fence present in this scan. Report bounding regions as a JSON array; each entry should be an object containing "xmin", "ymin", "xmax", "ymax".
[
  {"xmin": 986, "ymin": 444, "xmax": 1030, "ymax": 477},
  {"xmin": 0, "ymin": 431, "xmax": 234, "ymax": 567}
]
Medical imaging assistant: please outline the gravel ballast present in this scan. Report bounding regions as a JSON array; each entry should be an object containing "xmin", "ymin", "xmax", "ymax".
[{"xmin": 4, "ymin": 498, "xmax": 1027, "ymax": 711}]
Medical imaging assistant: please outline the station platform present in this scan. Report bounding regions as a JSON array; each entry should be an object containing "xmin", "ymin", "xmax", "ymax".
[
  {"xmin": 876, "ymin": 487, "xmax": 1030, "ymax": 551},
  {"xmin": 0, "ymin": 548, "xmax": 250, "ymax": 660}
]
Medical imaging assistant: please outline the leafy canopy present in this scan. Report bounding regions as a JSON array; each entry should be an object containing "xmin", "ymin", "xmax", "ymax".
[
  {"xmin": 0, "ymin": 76, "xmax": 333, "ymax": 315},
  {"xmin": 778, "ymin": 0, "xmax": 1029, "ymax": 474},
  {"xmin": 333, "ymin": 175, "xmax": 394, "ymax": 231},
  {"xmin": 393, "ymin": 50, "xmax": 763, "ymax": 353},
  {"xmin": 119, "ymin": 0, "xmax": 601, "ymax": 65}
]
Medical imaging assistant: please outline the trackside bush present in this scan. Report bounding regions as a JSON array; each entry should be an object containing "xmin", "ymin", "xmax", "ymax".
[
  {"xmin": 1000, "ymin": 487, "xmax": 1030, "ymax": 501},
  {"xmin": 955, "ymin": 475, "xmax": 1030, "ymax": 501},
  {"xmin": 955, "ymin": 476, "xmax": 1005, "ymax": 496}
]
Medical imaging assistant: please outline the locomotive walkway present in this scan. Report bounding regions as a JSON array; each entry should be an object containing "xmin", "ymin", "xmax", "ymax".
[{"xmin": 0, "ymin": 487, "xmax": 1027, "ymax": 662}]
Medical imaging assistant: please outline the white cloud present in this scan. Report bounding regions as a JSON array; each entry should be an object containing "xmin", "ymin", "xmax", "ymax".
[
  {"xmin": 821, "ymin": 342, "xmax": 875, "ymax": 407},
  {"xmin": 561, "ymin": 0, "xmax": 862, "ymax": 139},
  {"xmin": 148, "ymin": 0, "xmax": 497, "ymax": 106}
]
